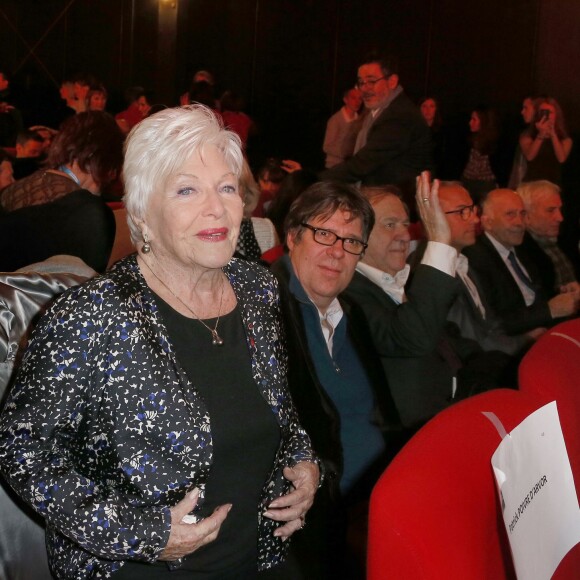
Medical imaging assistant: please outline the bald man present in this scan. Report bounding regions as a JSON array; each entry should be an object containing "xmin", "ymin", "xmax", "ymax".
[
  {"xmin": 464, "ymin": 188, "xmax": 578, "ymax": 334},
  {"xmin": 410, "ymin": 182, "xmax": 535, "ymax": 383}
]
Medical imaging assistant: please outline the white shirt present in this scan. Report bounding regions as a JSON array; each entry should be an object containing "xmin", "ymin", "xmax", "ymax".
[
  {"xmin": 315, "ymin": 298, "xmax": 344, "ymax": 355},
  {"xmin": 356, "ymin": 241, "xmax": 459, "ymax": 304},
  {"xmin": 456, "ymin": 254, "xmax": 486, "ymax": 319}
]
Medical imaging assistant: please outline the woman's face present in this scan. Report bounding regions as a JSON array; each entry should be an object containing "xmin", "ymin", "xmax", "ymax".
[
  {"xmin": 420, "ymin": 99, "xmax": 437, "ymax": 125},
  {"xmin": 521, "ymin": 98, "xmax": 535, "ymax": 124},
  {"xmin": 89, "ymin": 92, "xmax": 107, "ymax": 111},
  {"xmin": 258, "ymin": 171, "xmax": 282, "ymax": 197},
  {"xmin": 136, "ymin": 96, "xmax": 151, "ymax": 118},
  {"xmin": 143, "ymin": 146, "xmax": 243, "ymax": 273},
  {"xmin": 469, "ymin": 112, "xmax": 481, "ymax": 133}
]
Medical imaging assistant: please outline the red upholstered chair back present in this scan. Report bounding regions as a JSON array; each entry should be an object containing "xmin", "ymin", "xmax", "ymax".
[
  {"xmin": 518, "ymin": 319, "xmax": 580, "ymax": 579},
  {"xmin": 367, "ymin": 389, "xmax": 543, "ymax": 580},
  {"xmin": 519, "ymin": 318, "xmax": 580, "ymax": 481}
]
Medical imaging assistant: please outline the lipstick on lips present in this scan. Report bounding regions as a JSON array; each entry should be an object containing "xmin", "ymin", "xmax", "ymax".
[{"xmin": 196, "ymin": 227, "xmax": 228, "ymax": 242}]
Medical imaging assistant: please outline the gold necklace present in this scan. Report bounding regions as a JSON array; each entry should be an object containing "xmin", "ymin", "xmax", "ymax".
[{"xmin": 141, "ymin": 258, "xmax": 225, "ymax": 346}]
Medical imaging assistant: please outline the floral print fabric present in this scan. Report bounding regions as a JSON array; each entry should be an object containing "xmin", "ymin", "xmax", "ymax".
[{"xmin": 0, "ymin": 255, "xmax": 314, "ymax": 578}]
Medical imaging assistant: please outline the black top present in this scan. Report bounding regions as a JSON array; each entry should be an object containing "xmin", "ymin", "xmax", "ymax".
[
  {"xmin": 0, "ymin": 189, "xmax": 115, "ymax": 272},
  {"xmin": 116, "ymin": 299, "xmax": 280, "ymax": 578}
]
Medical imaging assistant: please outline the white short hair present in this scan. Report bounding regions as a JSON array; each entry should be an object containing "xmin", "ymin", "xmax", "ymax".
[
  {"xmin": 516, "ymin": 180, "xmax": 560, "ymax": 210},
  {"xmin": 123, "ymin": 105, "xmax": 243, "ymax": 244}
]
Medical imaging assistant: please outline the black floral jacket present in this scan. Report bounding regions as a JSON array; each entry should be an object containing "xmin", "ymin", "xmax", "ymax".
[{"xmin": 0, "ymin": 255, "xmax": 315, "ymax": 579}]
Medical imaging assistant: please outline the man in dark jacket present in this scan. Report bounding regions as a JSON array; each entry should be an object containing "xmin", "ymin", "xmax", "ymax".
[
  {"xmin": 464, "ymin": 188, "xmax": 578, "ymax": 334},
  {"xmin": 320, "ymin": 53, "xmax": 432, "ymax": 213},
  {"xmin": 271, "ymin": 181, "xmax": 399, "ymax": 579}
]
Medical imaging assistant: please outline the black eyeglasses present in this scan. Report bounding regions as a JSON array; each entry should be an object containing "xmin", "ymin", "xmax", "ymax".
[
  {"xmin": 301, "ymin": 223, "xmax": 367, "ymax": 255},
  {"xmin": 356, "ymin": 76, "xmax": 387, "ymax": 90},
  {"xmin": 444, "ymin": 204, "xmax": 477, "ymax": 221}
]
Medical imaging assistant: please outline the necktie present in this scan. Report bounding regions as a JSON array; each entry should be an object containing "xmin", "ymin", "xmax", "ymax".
[{"xmin": 508, "ymin": 251, "xmax": 534, "ymax": 290}]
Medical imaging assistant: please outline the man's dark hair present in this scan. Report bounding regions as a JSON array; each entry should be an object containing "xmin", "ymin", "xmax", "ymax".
[
  {"xmin": 360, "ymin": 52, "xmax": 399, "ymax": 78},
  {"xmin": 47, "ymin": 111, "xmax": 123, "ymax": 187},
  {"xmin": 284, "ymin": 181, "xmax": 375, "ymax": 242},
  {"xmin": 16, "ymin": 129, "xmax": 43, "ymax": 147}
]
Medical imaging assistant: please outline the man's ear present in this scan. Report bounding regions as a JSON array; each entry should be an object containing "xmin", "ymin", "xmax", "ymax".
[
  {"xmin": 480, "ymin": 212, "xmax": 492, "ymax": 231},
  {"xmin": 388, "ymin": 74, "xmax": 399, "ymax": 90},
  {"xmin": 286, "ymin": 229, "xmax": 297, "ymax": 253}
]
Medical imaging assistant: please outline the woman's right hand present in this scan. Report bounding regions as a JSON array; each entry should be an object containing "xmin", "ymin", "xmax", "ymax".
[{"xmin": 158, "ymin": 489, "xmax": 232, "ymax": 561}]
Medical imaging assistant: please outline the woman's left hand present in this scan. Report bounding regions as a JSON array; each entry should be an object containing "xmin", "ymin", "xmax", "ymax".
[{"xmin": 263, "ymin": 461, "xmax": 319, "ymax": 540}]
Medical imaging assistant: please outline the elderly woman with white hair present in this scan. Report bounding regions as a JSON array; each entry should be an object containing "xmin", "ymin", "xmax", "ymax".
[{"xmin": 0, "ymin": 105, "xmax": 318, "ymax": 579}]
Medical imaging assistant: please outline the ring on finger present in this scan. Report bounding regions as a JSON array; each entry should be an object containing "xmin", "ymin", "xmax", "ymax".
[{"xmin": 422, "ymin": 198, "xmax": 430, "ymax": 203}]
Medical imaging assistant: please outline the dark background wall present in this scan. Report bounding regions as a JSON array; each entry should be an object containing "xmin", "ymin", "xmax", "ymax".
[{"xmin": 1, "ymin": 0, "xmax": 579, "ymax": 171}]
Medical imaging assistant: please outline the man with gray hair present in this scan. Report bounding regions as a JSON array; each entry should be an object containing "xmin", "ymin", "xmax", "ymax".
[
  {"xmin": 464, "ymin": 188, "xmax": 578, "ymax": 334},
  {"xmin": 517, "ymin": 180, "xmax": 580, "ymax": 297}
]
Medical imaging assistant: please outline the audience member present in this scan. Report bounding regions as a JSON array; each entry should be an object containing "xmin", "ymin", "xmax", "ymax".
[
  {"xmin": 252, "ymin": 157, "xmax": 286, "ymax": 217},
  {"xmin": 271, "ymin": 182, "xmax": 399, "ymax": 579},
  {"xmin": 322, "ymin": 87, "xmax": 363, "ymax": 168},
  {"xmin": 0, "ymin": 111, "xmax": 123, "ymax": 272},
  {"xmin": 0, "ymin": 149, "xmax": 14, "ymax": 190},
  {"xmin": 71, "ymin": 73, "xmax": 98, "ymax": 113},
  {"xmin": 520, "ymin": 97, "xmax": 572, "ymax": 186},
  {"xmin": 15, "ymin": 128, "xmax": 43, "ymax": 159},
  {"xmin": 184, "ymin": 80, "xmax": 220, "ymax": 114},
  {"xmin": 12, "ymin": 128, "xmax": 44, "ymax": 180},
  {"xmin": 464, "ymin": 188, "xmax": 579, "ymax": 334},
  {"xmin": 517, "ymin": 180, "xmax": 580, "ymax": 294},
  {"xmin": 320, "ymin": 53, "xmax": 432, "ymax": 212},
  {"xmin": 220, "ymin": 90, "xmax": 255, "ymax": 150},
  {"xmin": 115, "ymin": 86, "xmax": 149, "ymax": 134},
  {"xmin": 86, "ymin": 84, "xmax": 108, "ymax": 111},
  {"xmin": 508, "ymin": 96, "xmax": 536, "ymax": 188},
  {"xmin": 52, "ymin": 78, "xmax": 79, "ymax": 126},
  {"xmin": 344, "ymin": 177, "xmax": 463, "ymax": 427},
  {"xmin": 28, "ymin": 125, "xmax": 58, "ymax": 154},
  {"xmin": 235, "ymin": 161, "xmax": 279, "ymax": 260},
  {"xmin": 411, "ymin": 182, "xmax": 536, "ymax": 386},
  {"xmin": 419, "ymin": 96, "xmax": 448, "ymax": 178},
  {"xmin": 461, "ymin": 106, "xmax": 499, "ymax": 203},
  {"xmin": 180, "ymin": 69, "xmax": 219, "ymax": 107}
]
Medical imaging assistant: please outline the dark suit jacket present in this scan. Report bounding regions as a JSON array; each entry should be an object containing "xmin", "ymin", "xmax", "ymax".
[
  {"xmin": 463, "ymin": 233, "xmax": 554, "ymax": 334},
  {"xmin": 320, "ymin": 90, "xmax": 432, "ymax": 192},
  {"xmin": 344, "ymin": 265, "xmax": 460, "ymax": 427},
  {"xmin": 519, "ymin": 231, "xmax": 580, "ymax": 296}
]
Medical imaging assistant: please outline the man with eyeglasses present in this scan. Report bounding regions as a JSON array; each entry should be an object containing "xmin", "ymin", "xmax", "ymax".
[
  {"xmin": 271, "ymin": 180, "xmax": 399, "ymax": 579},
  {"xmin": 463, "ymin": 188, "xmax": 579, "ymax": 334},
  {"xmin": 320, "ymin": 53, "xmax": 432, "ymax": 214},
  {"xmin": 412, "ymin": 182, "xmax": 536, "ymax": 368}
]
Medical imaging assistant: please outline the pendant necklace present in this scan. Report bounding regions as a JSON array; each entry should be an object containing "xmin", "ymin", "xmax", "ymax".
[{"xmin": 141, "ymin": 258, "xmax": 225, "ymax": 346}]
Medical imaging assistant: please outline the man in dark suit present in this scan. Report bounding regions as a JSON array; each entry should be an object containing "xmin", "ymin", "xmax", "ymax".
[
  {"xmin": 434, "ymin": 183, "xmax": 535, "ymax": 355},
  {"xmin": 343, "ymin": 178, "xmax": 461, "ymax": 427},
  {"xmin": 407, "ymin": 183, "xmax": 538, "ymax": 397},
  {"xmin": 464, "ymin": 188, "xmax": 578, "ymax": 334},
  {"xmin": 320, "ymin": 53, "xmax": 432, "ymax": 212}
]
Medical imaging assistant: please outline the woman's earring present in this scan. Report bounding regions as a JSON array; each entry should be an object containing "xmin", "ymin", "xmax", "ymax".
[{"xmin": 142, "ymin": 233, "xmax": 151, "ymax": 254}]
